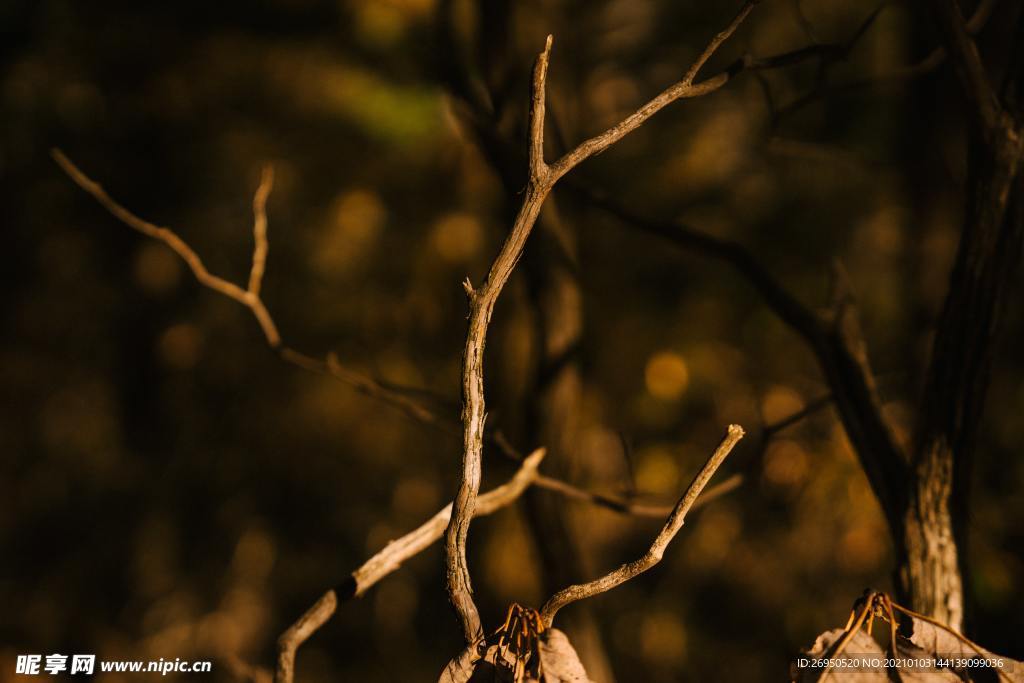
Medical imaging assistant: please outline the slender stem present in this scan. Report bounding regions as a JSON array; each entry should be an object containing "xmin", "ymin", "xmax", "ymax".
[{"xmin": 539, "ymin": 425, "xmax": 744, "ymax": 627}]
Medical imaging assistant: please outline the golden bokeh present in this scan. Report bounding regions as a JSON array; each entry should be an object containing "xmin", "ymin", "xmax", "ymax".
[
  {"xmin": 644, "ymin": 351, "xmax": 690, "ymax": 401},
  {"xmin": 635, "ymin": 445, "xmax": 680, "ymax": 495},
  {"xmin": 430, "ymin": 212, "xmax": 482, "ymax": 263}
]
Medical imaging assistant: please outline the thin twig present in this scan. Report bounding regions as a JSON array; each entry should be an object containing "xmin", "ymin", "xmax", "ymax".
[
  {"xmin": 51, "ymin": 149, "xmax": 279, "ymax": 342},
  {"xmin": 248, "ymin": 165, "xmax": 273, "ymax": 297},
  {"xmin": 534, "ymin": 472, "xmax": 742, "ymax": 519},
  {"xmin": 51, "ymin": 147, "xmax": 757, "ymax": 525},
  {"xmin": 275, "ymin": 590, "xmax": 337, "ymax": 683},
  {"xmin": 764, "ymin": 393, "xmax": 833, "ymax": 437},
  {"xmin": 771, "ymin": 0, "xmax": 997, "ymax": 123},
  {"xmin": 539, "ymin": 424, "xmax": 745, "ymax": 627},
  {"xmin": 929, "ymin": 0, "xmax": 1001, "ymax": 133},
  {"xmin": 579, "ymin": 183, "xmax": 909, "ymax": 532},
  {"xmin": 547, "ymin": 2, "xmax": 757, "ymax": 183},
  {"xmin": 445, "ymin": 2, "xmax": 760, "ymax": 644},
  {"xmin": 272, "ymin": 449, "xmax": 544, "ymax": 683},
  {"xmin": 445, "ymin": 34, "xmax": 555, "ymax": 644},
  {"xmin": 50, "ymin": 149, "xmax": 454, "ymax": 429},
  {"xmin": 347, "ymin": 448, "xmax": 546, "ymax": 600}
]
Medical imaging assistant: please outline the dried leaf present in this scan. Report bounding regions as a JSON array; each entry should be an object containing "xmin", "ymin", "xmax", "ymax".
[
  {"xmin": 439, "ymin": 642, "xmax": 479, "ymax": 683},
  {"xmin": 790, "ymin": 628, "xmax": 889, "ymax": 682},
  {"xmin": 793, "ymin": 602, "xmax": 1023, "ymax": 683},
  {"xmin": 896, "ymin": 614, "xmax": 1022, "ymax": 683},
  {"xmin": 537, "ymin": 629, "xmax": 593, "ymax": 682},
  {"xmin": 439, "ymin": 629, "xmax": 593, "ymax": 683}
]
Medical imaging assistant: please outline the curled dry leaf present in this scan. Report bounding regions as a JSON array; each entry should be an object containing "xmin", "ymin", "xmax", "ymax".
[
  {"xmin": 897, "ymin": 615, "xmax": 1022, "ymax": 683},
  {"xmin": 536, "ymin": 629, "xmax": 592, "ymax": 682},
  {"xmin": 439, "ymin": 628, "xmax": 593, "ymax": 683},
  {"xmin": 791, "ymin": 628, "xmax": 891, "ymax": 683},
  {"xmin": 792, "ymin": 592, "xmax": 1022, "ymax": 683}
]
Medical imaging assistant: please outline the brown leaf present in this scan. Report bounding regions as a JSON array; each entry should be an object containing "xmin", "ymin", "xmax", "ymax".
[
  {"xmin": 790, "ymin": 628, "xmax": 889, "ymax": 682},
  {"xmin": 895, "ymin": 613, "xmax": 1023, "ymax": 683},
  {"xmin": 537, "ymin": 629, "xmax": 593, "ymax": 682},
  {"xmin": 438, "ymin": 642, "xmax": 479, "ymax": 683},
  {"xmin": 793, "ymin": 607, "xmax": 1023, "ymax": 683},
  {"xmin": 439, "ymin": 629, "xmax": 593, "ymax": 683}
]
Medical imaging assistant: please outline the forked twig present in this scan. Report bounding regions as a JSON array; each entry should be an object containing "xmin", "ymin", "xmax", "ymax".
[
  {"xmin": 52, "ymin": 149, "xmax": 281, "ymax": 346},
  {"xmin": 50, "ymin": 149, "xmax": 453, "ymax": 430},
  {"xmin": 539, "ymin": 425, "xmax": 745, "ymax": 626}
]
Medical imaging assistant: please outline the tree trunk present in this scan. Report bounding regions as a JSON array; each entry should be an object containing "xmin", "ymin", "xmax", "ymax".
[
  {"xmin": 901, "ymin": 92, "xmax": 1024, "ymax": 632},
  {"xmin": 898, "ymin": 446, "xmax": 963, "ymax": 628}
]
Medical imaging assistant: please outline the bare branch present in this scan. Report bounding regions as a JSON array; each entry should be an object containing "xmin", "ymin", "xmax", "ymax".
[
  {"xmin": 275, "ymin": 590, "xmax": 337, "ymax": 683},
  {"xmin": 529, "ymin": 35, "xmax": 553, "ymax": 181},
  {"xmin": 929, "ymin": 0, "xmax": 1001, "ymax": 132},
  {"xmin": 548, "ymin": 1, "xmax": 757, "ymax": 182},
  {"xmin": 534, "ymin": 472, "xmax": 742, "ymax": 519},
  {"xmin": 50, "ymin": 148, "xmax": 751, "ymax": 534},
  {"xmin": 683, "ymin": 2, "xmax": 758, "ymax": 85},
  {"xmin": 579, "ymin": 185, "xmax": 909, "ymax": 530},
  {"xmin": 348, "ymin": 448, "xmax": 545, "ymax": 600},
  {"xmin": 763, "ymin": 393, "xmax": 833, "ymax": 437},
  {"xmin": 272, "ymin": 448, "xmax": 544, "ymax": 683},
  {"xmin": 248, "ymin": 165, "xmax": 273, "ymax": 297},
  {"xmin": 50, "ymin": 149, "xmax": 458, "ymax": 432},
  {"xmin": 839, "ymin": 0, "xmax": 994, "ymax": 90},
  {"xmin": 772, "ymin": 0, "xmax": 997, "ymax": 123},
  {"xmin": 539, "ymin": 425, "xmax": 745, "ymax": 627},
  {"xmin": 445, "ymin": 3, "xmax": 761, "ymax": 644},
  {"xmin": 51, "ymin": 149, "xmax": 280, "ymax": 343},
  {"xmin": 445, "ymin": 34, "xmax": 556, "ymax": 645},
  {"xmin": 572, "ymin": 184, "xmax": 821, "ymax": 339}
]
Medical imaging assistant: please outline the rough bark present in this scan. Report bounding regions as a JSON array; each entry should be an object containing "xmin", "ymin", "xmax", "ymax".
[{"xmin": 897, "ymin": 1, "xmax": 1024, "ymax": 630}]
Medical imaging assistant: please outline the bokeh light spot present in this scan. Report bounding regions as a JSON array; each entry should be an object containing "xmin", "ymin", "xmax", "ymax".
[
  {"xmin": 640, "ymin": 611, "xmax": 687, "ymax": 665},
  {"xmin": 644, "ymin": 351, "xmax": 689, "ymax": 400},
  {"xmin": 133, "ymin": 243, "xmax": 182, "ymax": 295},
  {"xmin": 762, "ymin": 440, "xmax": 810, "ymax": 490},
  {"xmin": 635, "ymin": 446, "xmax": 679, "ymax": 495},
  {"xmin": 430, "ymin": 212, "xmax": 481, "ymax": 263},
  {"xmin": 158, "ymin": 323, "xmax": 204, "ymax": 369}
]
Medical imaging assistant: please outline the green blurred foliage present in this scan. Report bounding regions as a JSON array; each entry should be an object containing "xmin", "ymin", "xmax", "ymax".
[{"xmin": 2, "ymin": 0, "xmax": 1022, "ymax": 681}]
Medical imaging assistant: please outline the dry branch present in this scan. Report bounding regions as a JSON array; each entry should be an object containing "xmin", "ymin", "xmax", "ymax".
[
  {"xmin": 49, "ymin": 149, "xmax": 460, "ymax": 432},
  {"xmin": 52, "ymin": 149, "xmax": 282, "ymax": 347},
  {"xmin": 580, "ymin": 185, "xmax": 908, "ymax": 532},
  {"xmin": 768, "ymin": 0, "xmax": 998, "ymax": 123},
  {"xmin": 533, "ymin": 473, "xmax": 742, "ymax": 519},
  {"xmin": 929, "ymin": 0, "xmax": 1001, "ymax": 133},
  {"xmin": 546, "ymin": 2, "xmax": 756, "ymax": 183},
  {"xmin": 275, "ymin": 589, "xmax": 337, "ymax": 683},
  {"xmin": 348, "ymin": 448, "xmax": 546, "ymax": 600},
  {"xmin": 444, "ymin": 36, "xmax": 556, "ymax": 643},
  {"xmin": 273, "ymin": 449, "xmax": 544, "ymax": 683},
  {"xmin": 539, "ymin": 425, "xmax": 745, "ymax": 627},
  {"xmin": 50, "ymin": 142, "xmax": 762, "ymax": 528},
  {"xmin": 444, "ymin": 1, "xmax": 761, "ymax": 644}
]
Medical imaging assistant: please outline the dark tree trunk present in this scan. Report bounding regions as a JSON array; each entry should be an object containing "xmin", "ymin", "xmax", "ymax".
[{"xmin": 898, "ymin": 1, "xmax": 1024, "ymax": 627}]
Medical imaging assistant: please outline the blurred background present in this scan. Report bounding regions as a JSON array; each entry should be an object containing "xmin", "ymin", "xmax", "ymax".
[{"xmin": 2, "ymin": 0, "xmax": 1022, "ymax": 680}]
